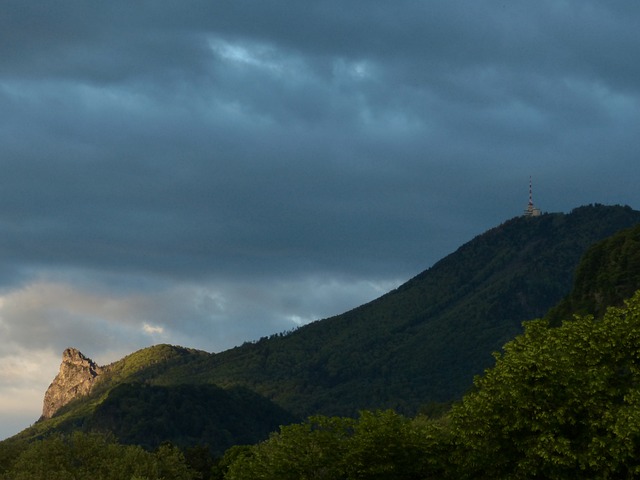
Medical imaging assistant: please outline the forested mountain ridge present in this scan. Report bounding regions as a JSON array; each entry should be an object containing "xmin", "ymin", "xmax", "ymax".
[
  {"xmin": 170, "ymin": 204, "xmax": 640, "ymax": 416},
  {"xmin": 8, "ymin": 204, "xmax": 640, "ymax": 451}
]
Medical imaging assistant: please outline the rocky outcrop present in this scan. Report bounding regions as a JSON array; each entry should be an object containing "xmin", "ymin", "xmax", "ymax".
[{"xmin": 41, "ymin": 348, "xmax": 104, "ymax": 419}]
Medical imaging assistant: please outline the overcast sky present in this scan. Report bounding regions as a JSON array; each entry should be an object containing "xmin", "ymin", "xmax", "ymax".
[{"xmin": 1, "ymin": 1, "xmax": 639, "ymax": 439}]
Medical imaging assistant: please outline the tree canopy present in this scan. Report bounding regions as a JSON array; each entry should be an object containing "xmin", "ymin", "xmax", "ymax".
[
  {"xmin": 223, "ymin": 410, "xmax": 449, "ymax": 480},
  {"xmin": 0, "ymin": 432, "xmax": 197, "ymax": 480},
  {"xmin": 452, "ymin": 291, "xmax": 640, "ymax": 479}
]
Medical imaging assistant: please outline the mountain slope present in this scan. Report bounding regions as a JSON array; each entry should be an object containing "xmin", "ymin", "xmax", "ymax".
[
  {"xmin": 86, "ymin": 383, "xmax": 296, "ymax": 455},
  {"xmin": 166, "ymin": 204, "xmax": 640, "ymax": 416}
]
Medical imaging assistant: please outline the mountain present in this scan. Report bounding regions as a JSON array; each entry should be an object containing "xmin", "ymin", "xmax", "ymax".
[
  {"xmin": 21, "ymin": 345, "xmax": 295, "ymax": 456},
  {"xmin": 174, "ymin": 204, "xmax": 640, "ymax": 416},
  {"xmin": 9, "ymin": 203, "xmax": 640, "ymax": 450}
]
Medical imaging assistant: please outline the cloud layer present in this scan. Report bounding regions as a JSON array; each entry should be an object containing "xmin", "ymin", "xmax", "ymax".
[{"xmin": 1, "ymin": 0, "xmax": 639, "ymax": 438}]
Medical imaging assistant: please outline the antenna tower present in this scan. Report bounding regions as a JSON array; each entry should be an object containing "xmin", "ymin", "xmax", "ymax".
[{"xmin": 524, "ymin": 176, "xmax": 541, "ymax": 217}]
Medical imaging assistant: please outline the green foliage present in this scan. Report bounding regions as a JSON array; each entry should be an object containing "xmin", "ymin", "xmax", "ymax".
[
  {"xmin": 96, "ymin": 344, "xmax": 210, "ymax": 392},
  {"xmin": 225, "ymin": 415, "xmax": 354, "ymax": 480},
  {"xmin": 86, "ymin": 383, "xmax": 296, "ymax": 454},
  {"xmin": 451, "ymin": 291, "xmax": 640, "ymax": 479},
  {"xmin": 0, "ymin": 432, "xmax": 197, "ymax": 480},
  {"xmin": 547, "ymin": 222, "xmax": 640, "ymax": 325},
  {"xmin": 184, "ymin": 445, "xmax": 217, "ymax": 480},
  {"xmin": 341, "ymin": 410, "xmax": 450, "ymax": 480},
  {"xmin": 211, "ymin": 445, "xmax": 254, "ymax": 480},
  {"xmin": 0, "ymin": 439, "xmax": 27, "ymax": 477},
  {"xmin": 224, "ymin": 410, "xmax": 450, "ymax": 480}
]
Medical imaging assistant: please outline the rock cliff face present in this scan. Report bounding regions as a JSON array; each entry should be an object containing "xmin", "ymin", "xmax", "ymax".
[{"xmin": 41, "ymin": 348, "xmax": 104, "ymax": 419}]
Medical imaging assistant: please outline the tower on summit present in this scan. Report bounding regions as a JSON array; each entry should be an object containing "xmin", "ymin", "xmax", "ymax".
[{"xmin": 523, "ymin": 176, "xmax": 541, "ymax": 217}]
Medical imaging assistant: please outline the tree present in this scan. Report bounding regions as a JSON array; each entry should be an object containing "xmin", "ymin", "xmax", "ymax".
[
  {"xmin": 2, "ymin": 432, "xmax": 197, "ymax": 480},
  {"xmin": 225, "ymin": 415, "xmax": 353, "ymax": 480},
  {"xmin": 224, "ymin": 410, "xmax": 450, "ymax": 479},
  {"xmin": 342, "ymin": 410, "xmax": 450, "ymax": 480},
  {"xmin": 451, "ymin": 292, "xmax": 640, "ymax": 479}
]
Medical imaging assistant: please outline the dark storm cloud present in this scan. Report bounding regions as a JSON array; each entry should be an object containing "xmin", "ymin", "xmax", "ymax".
[
  {"xmin": 1, "ymin": 0, "xmax": 640, "ymax": 438},
  {"xmin": 2, "ymin": 1, "xmax": 640, "ymax": 278}
]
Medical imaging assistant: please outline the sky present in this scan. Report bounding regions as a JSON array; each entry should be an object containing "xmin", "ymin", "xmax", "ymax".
[{"xmin": 1, "ymin": 1, "xmax": 639, "ymax": 439}]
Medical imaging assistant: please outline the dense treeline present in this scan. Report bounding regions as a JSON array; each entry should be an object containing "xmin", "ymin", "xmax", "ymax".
[
  {"xmin": 220, "ymin": 410, "xmax": 449, "ymax": 480},
  {"xmin": 0, "ymin": 432, "xmax": 196, "ymax": 480}
]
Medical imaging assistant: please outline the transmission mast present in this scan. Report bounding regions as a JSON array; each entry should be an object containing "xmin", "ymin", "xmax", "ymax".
[{"xmin": 523, "ymin": 176, "xmax": 541, "ymax": 217}]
